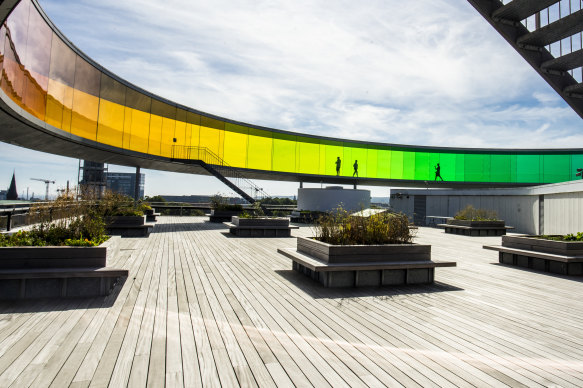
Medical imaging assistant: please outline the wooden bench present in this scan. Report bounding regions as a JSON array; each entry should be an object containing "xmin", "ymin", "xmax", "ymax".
[
  {"xmin": 438, "ymin": 223, "xmax": 514, "ymax": 236},
  {"xmin": 278, "ymin": 247, "xmax": 456, "ymax": 287},
  {"xmin": 225, "ymin": 222, "xmax": 299, "ymax": 237},
  {"xmin": 0, "ymin": 267, "xmax": 128, "ymax": 299},
  {"xmin": 483, "ymin": 245, "xmax": 583, "ymax": 275}
]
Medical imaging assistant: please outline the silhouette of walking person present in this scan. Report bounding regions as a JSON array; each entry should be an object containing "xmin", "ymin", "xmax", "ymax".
[
  {"xmin": 353, "ymin": 160, "xmax": 358, "ymax": 177},
  {"xmin": 335, "ymin": 157, "xmax": 341, "ymax": 176},
  {"xmin": 435, "ymin": 163, "xmax": 443, "ymax": 181}
]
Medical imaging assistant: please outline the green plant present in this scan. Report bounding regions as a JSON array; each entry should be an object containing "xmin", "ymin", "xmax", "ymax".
[
  {"xmin": 313, "ymin": 206, "xmax": 414, "ymax": 245},
  {"xmin": 539, "ymin": 232, "xmax": 583, "ymax": 242},
  {"xmin": 454, "ymin": 205, "xmax": 498, "ymax": 221}
]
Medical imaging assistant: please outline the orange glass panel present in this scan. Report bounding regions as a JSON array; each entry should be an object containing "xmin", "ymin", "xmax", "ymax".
[
  {"xmin": 97, "ymin": 99, "xmax": 125, "ymax": 147},
  {"xmin": 22, "ymin": 4, "xmax": 51, "ymax": 120},
  {"xmin": 45, "ymin": 78, "xmax": 65, "ymax": 128},
  {"xmin": 70, "ymin": 89, "xmax": 99, "ymax": 141}
]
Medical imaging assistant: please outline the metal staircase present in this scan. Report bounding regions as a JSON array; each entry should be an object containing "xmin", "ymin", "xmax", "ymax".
[
  {"xmin": 468, "ymin": 0, "xmax": 583, "ymax": 118},
  {"xmin": 171, "ymin": 145, "xmax": 270, "ymax": 204}
]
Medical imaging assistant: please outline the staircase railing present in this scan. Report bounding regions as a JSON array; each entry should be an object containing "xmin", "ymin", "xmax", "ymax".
[{"xmin": 171, "ymin": 145, "xmax": 270, "ymax": 203}]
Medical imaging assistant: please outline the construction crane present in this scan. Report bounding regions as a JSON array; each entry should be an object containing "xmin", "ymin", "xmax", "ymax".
[{"xmin": 30, "ymin": 178, "xmax": 55, "ymax": 201}]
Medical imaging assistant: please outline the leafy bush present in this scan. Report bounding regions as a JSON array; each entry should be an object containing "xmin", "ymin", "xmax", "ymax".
[
  {"xmin": 454, "ymin": 205, "xmax": 498, "ymax": 221},
  {"xmin": 313, "ymin": 207, "xmax": 414, "ymax": 245},
  {"xmin": 210, "ymin": 194, "xmax": 243, "ymax": 211},
  {"xmin": 539, "ymin": 232, "xmax": 583, "ymax": 241}
]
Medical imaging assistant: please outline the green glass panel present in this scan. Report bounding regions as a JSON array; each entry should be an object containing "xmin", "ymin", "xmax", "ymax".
[
  {"xmin": 367, "ymin": 148, "xmax": 378, "ymax": 179},
  {"xmin": 571, "ymin": 154, "xmax": 583, "ymax": 181},
  {"xmin": 543, "ymin": 154, "xmax": 570, "ymax": 183},
  {"xmin": 377, "ymin": 149, "xmax": 390, "ymax": 178},
  {"xmin": 464, "ymin": 154, "xmax": 485, "ymax": 182},
  {"xmin": 351, "ymin": 146, "xmax": 367, "ymax": 178},
  {"xmin": 402, "ymin": 151, "xmax": 415, "ymax": 180},
  {"xmin": 438, "ymin": 153, "xmax": 456, "ymax": 182},
  {"xmin": 414, "ymin": 152, "xmax": 429, "ymax": 181},
  {"xmin": 516, "ymin": 154, "xmax": 540, "ymax": 183},
  {"xmin": 390, "ymin": 151, "xmax": 403, "ymax": 180},
  {"xmin": 490, "ymin": 155, "xmax": 512, "ymax": 183}
]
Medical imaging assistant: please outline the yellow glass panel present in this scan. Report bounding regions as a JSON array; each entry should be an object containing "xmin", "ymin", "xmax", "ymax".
[
  {"xmin": 199, "ymin": 125, "xmax": 220, "ymax": 156},
  {"xmin": 298, "ymin": 139, "xmax": 319, "ymax": 175},
  {"xmin": 223, "ymin": 124, "xmax": 248, "ymax": 168},
  {"xmin": 367, "ymin": 148, "xmax": 378, "ymax": 178},
  {"xmin": 124, "ymin": 107, "xmax": 150, "ymax": 153},
  {"xmin": 247, "ymin": 129, "xmax": 272, "ymax": 170},
  {"xmin": 70, "ymin": 89, "xmax": 99, "ymax": 141},
  {"xmin": 273, "ymin": 135, "xmax": 296, "ymax": 173},
  {"xmin": 174, "ymin": 119, "xmax": 186, "ymax": 148},
  {"xmin": 319, "ymin": 144, "xmax": 327, "ymax": 175},
  {"xmin": 97, "ymin": 99, "xmax": 124, "ymax": 147},
  {"xmin": 148, "ymin": 114, "xmax": 162, "ymax": 156},
  {"xmin": 187, "ymin": 123, "xmax": 200, "ymax": 148},
  {"xmin": 160, "ymin": 117, "xmax": 176, "ymax": 157}
]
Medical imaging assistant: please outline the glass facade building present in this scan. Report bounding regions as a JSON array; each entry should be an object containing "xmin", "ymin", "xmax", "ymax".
[{"xmin": 1, "ymin": 0, "xmax": 583, "ymax": 186}]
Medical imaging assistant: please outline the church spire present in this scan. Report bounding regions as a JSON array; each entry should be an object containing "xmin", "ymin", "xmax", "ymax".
[{"xmin": 7, "ymin": 172, "xmax": 18, "ymax": 200}]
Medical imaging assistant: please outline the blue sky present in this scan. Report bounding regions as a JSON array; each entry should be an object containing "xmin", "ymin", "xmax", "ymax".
[{"xmin": 1, "ymin": 0, "xmax": 581, "ymax": 199}]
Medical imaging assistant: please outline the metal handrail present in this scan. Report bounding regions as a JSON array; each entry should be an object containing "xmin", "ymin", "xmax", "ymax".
[{"xmin": 171, "ymin": 145, "xmax": 271, "ymax": 200}]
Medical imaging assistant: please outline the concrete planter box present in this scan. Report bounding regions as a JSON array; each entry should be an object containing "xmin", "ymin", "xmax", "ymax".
[
  {"xmin": 209, "ymin": 209, "xmax": 243, "ymax": 222},
  {"xmin": 502, "ymin": 235, "xmax": 583, "ymax": 255},
  {"xmin": 0, "ymin": 237, "xmax": 128, "ymax": 299},
  {"xmin": 297, "ymin": 236, "xmax": 430, "ymax": 264},
  {"xmin": 443, "ymin": 219, "xmax": 508, "ymax": 236},
  {"xmin": 279, "ymin": 237, "xmax": 455, "ymax": 288},
  {"xmin": 232, "ymin": 216, "xmax": 290, "ymax": 228}
]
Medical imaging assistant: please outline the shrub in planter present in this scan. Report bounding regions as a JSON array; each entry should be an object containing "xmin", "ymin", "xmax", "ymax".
[
  {"xmin": 453, "ymin": 205, "xmax": 499, "ymax": 221},
  {"xmin": 313, "ymin": 207, "xmax": 414, "ymax": 246}
]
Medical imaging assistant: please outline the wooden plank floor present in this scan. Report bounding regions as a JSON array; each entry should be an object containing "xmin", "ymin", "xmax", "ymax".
[{"xmin": 1, "ymin": 216, "xmax": 583, "ymax": 387}]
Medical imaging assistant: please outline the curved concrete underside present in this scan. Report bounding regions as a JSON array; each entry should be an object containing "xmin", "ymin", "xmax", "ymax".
[{"xmin": 0, "ymin": 0, "xmax": 582, "ymax": 189}]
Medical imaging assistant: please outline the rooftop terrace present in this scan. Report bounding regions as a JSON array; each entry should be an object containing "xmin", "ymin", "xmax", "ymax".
[{"xmin": 1, "ymin": 217, "xmax": 582, "ymax": 387}]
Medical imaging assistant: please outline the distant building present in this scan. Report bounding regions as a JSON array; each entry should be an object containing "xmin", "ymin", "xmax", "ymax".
[
  {"xmin": 80, "ymin": 161, "xmax": 107, "ymax": 198},
  {"xmin": 107, "ymin": 172, "xmax": 145, "ymax": 199},
  {"xmin": 0, "ymin": 190, "xmax": 6, "ymax": 200}
]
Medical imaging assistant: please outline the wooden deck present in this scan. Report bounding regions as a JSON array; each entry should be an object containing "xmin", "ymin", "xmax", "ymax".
[{"xmin": 1, "ymin": 216, "xmax": 583, "ymax": 387}]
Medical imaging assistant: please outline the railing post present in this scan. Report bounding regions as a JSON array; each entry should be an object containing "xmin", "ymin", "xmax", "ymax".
[{"xmin": 6, "ymin": 211, "xmax": 12, "ymax": 232}]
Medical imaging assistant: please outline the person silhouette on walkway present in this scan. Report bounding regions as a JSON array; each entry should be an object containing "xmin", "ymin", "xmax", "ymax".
[
  {"xmin": 435, "ymin": 163, "xmax": 443, "ymax": 181},
  {"xmin": 335, "ymin": 157, "xmax": 341, "ymax": 176},
  {"xmin": 353, "ymin": 160, "xmax": 358, "ymax": 177}
]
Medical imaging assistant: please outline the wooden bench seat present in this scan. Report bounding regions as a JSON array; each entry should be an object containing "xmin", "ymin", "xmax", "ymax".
[
  {"xmin": 483, "ymin": 244, "xmax": 583, "ymax": 275},
  {"xmin": 439, "ymin": 223, "xmax": 514, "ymax": 236},
  {"xmin": 0, "ymin": 267, "xmax": 128, "ymax": 299},
  {"xmin": 225, "ymin": 222, "xmax": 299, "ymax": 237},
  {"xmin": 278, "ymin": 247, "xmax": 455, "ymax": 287}
]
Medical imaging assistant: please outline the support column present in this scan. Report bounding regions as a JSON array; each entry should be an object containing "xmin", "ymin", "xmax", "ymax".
[
  {"xmin": 300, "ymin": 182, "xmax": 303, "ymax": 188},
  {"xmin": 134, "ymin": 166, "xmax": 141, "ymax": 200}
]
